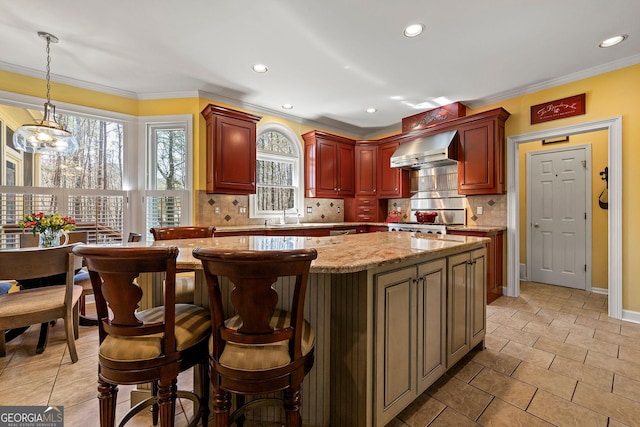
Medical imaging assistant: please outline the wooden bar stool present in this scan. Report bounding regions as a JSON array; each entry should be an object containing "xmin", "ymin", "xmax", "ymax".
[
  {"xmin": 193, "ymin": 247, "xmax": 318, "ymax": 427},
  {"xmin": 73, "ymin": 245, "xmax": 211, "ymax": 427}
]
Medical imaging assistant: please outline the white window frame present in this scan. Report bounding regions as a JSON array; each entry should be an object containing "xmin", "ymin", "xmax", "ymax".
[
  {"xmin": 138, "ymin": 115, "xmax": 193, "ymax": 240},
  {"xmin": 250, "ymin": 122, "xmax": 304, "ymax": 221}
]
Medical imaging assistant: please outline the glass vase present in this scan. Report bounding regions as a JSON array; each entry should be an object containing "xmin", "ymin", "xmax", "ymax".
[{"xmin": 38, "ymin": 229, "xmax": 62, "ymax": 248}]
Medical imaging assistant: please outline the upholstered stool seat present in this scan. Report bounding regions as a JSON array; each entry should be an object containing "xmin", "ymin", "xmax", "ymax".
[
  {"xmin": 216, "ymin": 309, "xmax": 315, "ymax": 371},
  {"xmin": 100, "ymin": 304, "xmax": 210, "ymax": 362}
]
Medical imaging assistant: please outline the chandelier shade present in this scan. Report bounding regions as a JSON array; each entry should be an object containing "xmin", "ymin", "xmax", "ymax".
[{"xmin": 13, "ymin": 32, "xmax": 78, "ymax": 156}]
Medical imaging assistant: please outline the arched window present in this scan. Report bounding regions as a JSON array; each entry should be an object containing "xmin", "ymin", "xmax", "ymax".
[{"xmin": 250, "ymin": 123, "xmax": 303, "ymax": 223}]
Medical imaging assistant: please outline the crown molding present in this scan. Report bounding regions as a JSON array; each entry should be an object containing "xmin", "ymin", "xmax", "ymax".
[{"xmin": 468, "ymin": 53, "xmax": 640, "ymax": 109}]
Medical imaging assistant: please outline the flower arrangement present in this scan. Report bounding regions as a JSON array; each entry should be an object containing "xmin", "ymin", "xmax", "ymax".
[{"xmin": 19, "ymin": 212, "xmax": 76, "ymax": 236}]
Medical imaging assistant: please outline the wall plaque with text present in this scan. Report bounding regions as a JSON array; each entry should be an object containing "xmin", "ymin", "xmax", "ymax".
[{"xmin": 531, "ymin": 94, "xmax": 585, "ymax": 124}]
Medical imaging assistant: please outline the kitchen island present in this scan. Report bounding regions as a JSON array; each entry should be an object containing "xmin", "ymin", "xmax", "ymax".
[{"xmin": 145, "ymin": 231, "xmax": 488, "ymax": 426}]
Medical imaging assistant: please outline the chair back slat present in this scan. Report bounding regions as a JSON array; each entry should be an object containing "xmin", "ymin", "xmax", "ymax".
[
  {"xmin": 193, "ymin": 248, "xmax": 317, "ymax": 352},
  {"xmin": 150, "ymin": 226, "xmax": 215, "ymax": 241},
  {"xmin": 72, "ymin": 245, "xmax": 179, "ymax": 349},
  {"xmin": 0, "ymin": 244, "xmax": 78, "ymax": 280}
]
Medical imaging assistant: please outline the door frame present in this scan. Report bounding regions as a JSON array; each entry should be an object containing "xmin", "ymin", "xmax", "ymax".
[
  {"xmin": 507, "ymin": 116, "xmax": 622, "ymax": 319},
  {"xmin": 526, "ymin": 144, "xmax": 592, "ymax": 290}
]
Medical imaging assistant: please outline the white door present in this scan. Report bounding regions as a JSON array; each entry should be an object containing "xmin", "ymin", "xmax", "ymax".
[{"xmin": 528, "ymin": 147, "xmax": 588, "ymax": 289}]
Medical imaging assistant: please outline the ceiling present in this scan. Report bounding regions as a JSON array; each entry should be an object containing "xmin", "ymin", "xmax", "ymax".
[{"xmin": 1, "ymin": 0, "xmax": 639, "ymax": 137}]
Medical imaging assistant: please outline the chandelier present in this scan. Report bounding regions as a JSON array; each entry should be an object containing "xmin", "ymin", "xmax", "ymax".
[{"xmin": 12, "ymin": 32, "xmax": 78, "ymax": 156}]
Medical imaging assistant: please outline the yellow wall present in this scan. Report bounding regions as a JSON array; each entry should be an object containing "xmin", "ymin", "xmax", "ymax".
[
  {"xmin": 2, "ymin": 63, "xmax": 640, "ymax": 310},
  {"xmin": 518, "ymin": 131, "xmax": 609, "ymax": 288},
  {"xmin": 468, "ymin": 64, "xmax": 640, "ymax": 309}
]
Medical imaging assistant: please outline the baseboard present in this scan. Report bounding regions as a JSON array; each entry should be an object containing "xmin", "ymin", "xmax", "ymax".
[
  {"xmin": 591, "ymin": 287, "xmax": 608, "ymax": 295},
  {"xmin": 622, "ymin": 309, "xmax": 640, "ymax": 325},
  {"xmin": 520, "ymin": 263, "xmax": 526, "ymax": 280}
]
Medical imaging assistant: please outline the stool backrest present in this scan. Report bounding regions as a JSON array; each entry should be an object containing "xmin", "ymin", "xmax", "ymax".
[
  {"xmin": 193, "ymin": 248, "xmax": 317, "ymax": 359},
  {"xmin": 72, "ymin": 245, "xmax": 180, "ymax": 350},
  {"xmin": 150, "ymin": 226, "xmax": 215, "ymax": 241}
]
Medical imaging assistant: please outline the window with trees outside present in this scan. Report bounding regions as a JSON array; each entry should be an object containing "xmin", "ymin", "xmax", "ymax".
[
  {"xmin": 0, "ymin": 106, "xmax": 127, "ymax": 248},
  {"xmin": 250, "ymin": 123, "xmax": 303, "ymax": 223},
  {"xmin": 144, "ymin": 121, "xmax": 191, "ymax": 241}
]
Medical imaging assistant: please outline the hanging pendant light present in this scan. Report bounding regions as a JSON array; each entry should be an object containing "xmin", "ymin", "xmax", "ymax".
[{"xmin": 13, "ymin": 31, "xmax": 78, "ymax": 156}]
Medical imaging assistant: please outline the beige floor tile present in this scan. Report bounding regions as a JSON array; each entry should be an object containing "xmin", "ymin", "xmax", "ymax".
[
  {"xmin": 585, "ymin": 350, "xmax": 640, "ymax": 382},
  {"xmin": 426, "ymin": 375, "xmax": 492, "ymax": 421},
  {"xmin": 512, "ymin": 361, "xmax": 577, "ymax": 400},
  {"xmin": 523, "ymin": 322, "xmax": 571, "ymax": 342},
  {"xmin": 527, "ymin": 389, "xmax": 608, "ymax": 427},
  {"xmin": 396, "ymin": 392, "xmax": 446, "ymax": 426},
  {"xmin": 477, "ymin": 398, "xmax": 554, "ymax": 427},
  {"xmin": 500, "ymin": 341, "xmax": 555, "ymax": 369},
  {"xmin": 486, "ymin": 305, "xmax": 518, "ymax": 318},
  {"xmin": 486, "ymin": 320, "xmax": 501, "ymax": 334},
  {"xmin": 549, "ymin": 355, "xmax": 614, "ymax": 391},
  {"xmin": 385, "ymin": 418, "xmax": 409, "ymax": 427},
  {"xmin": 621, "ymin": 324, "xmax": 640, "ymax": 339},
  {"xmin": 594, "ymin": 329, "xmax": 640, "ymax": 352},
  {"xmin": 548, "ymin": 318, "xmax": 595, "ymax": 337},
  {"xmin": 564, "ymin": 331, "xmax": 619, "ymax": 357},
  {"xmin": 469, "ymin": 368, "xmax": 536, "ymax": 409},
  {"xmin": 491, "ymin": 325, "xmax": 539, "ymax": 347},
  {"xmin": 447, "ymin": 358, "xmax": 484, "ymax": 383},
  {"xmin": 575, "ymin": 315, "xmax": 622, "ymax": 334},
  {"xmin": 563, "ymin": 297, "xmax": 589, "ymax": 308},
  {"xmin": 619, "ymin": 345, "xmax": 640, "ymax": 364},
  {"xmin": 505, "ymin": 300, "xmax": 542, "ymax": 314},
  {"xmin": 0, "ymin": 356, "xmax": 61, "ymax": 392},
  {"xmin": 613, "ymin": 374, "xmax": 640, "ymax": 403},
  {"xmin": 0, "ymin": 376, "xmax": 56, "ymax": 406},
  {"xmin": 572, "ymin": 381, "xmax": 640, "ymax": 426},
  {"xmin": 484, "ymin": 334, "xmax": 509, "ymax": 352},
  {"xmin": 470, "ymin": 348, "xmax": 521, "ymax": 376},
  {"xmin": 486, "ymin": 313, "xmax": 528, "ymax": 330},
  {"xmin": 561, "ymin": 305, "xmax": 604, "ymax": 319},
  {"xmin": 538, "ymin": 308, "xmax": 578, "ymax": 324},
  {"xmin": 533, "ymin": 335, "xmax": 587, "ymax": 362},
  {"xmin": 49, "ymin": 374, "xmax": 98, "ymax": 407},
  {"xmin": 512, "ymin": 310, "xmax": 553, "ymax": 326},
  {"xmin": 428, "ymin": 407, "xmax": 480, "ymax": 426}
]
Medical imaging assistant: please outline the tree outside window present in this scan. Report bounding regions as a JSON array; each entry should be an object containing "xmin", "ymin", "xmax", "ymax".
[{"xmin": 251, "ymin": 124, "xmax": 303, "ymax": 220}]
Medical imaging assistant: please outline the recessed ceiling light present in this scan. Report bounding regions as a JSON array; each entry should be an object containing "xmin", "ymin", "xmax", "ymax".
[
  {"xmin": 282, "ymin": 104, "xmax": 293, "ymax": 110},
  {"xmin": 404, "ymin": 24, "xmax": 424, "ymax": 38},
  {"xmin": 599, "ymin": 34, "xmax": 628, "ymax": 48},
  {"xmin": 366, "ymin": 108, "xmax": 377, "ymax": 113},
  {"xmin": 390, "ymin": 95, "xmax": 404, "ymax": 100},
  {"xmin": 252, "ymin": 64, "xmax": 268, "ymax": 73}
]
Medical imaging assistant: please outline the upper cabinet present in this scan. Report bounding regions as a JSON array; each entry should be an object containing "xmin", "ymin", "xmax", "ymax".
[
  {"xmin": 303, "ymin": 130, "xmax": 355, "ymax": 198},
  {"xmin": 201, "ymin": 104, "xmax": 262, "ymax": 194},
  {"xmin": 377, "ymin": 136, "xmax": 411, "ymax": 198},
  {"xmin": 354, "ymin": 143, "xmax": 378, "ymax": 196},
  {"xmin": 457, "ymin": 108, "xmax": 510, "ymax": 195}
]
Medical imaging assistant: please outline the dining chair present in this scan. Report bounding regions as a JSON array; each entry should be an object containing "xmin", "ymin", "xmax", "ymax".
[
  {"xmin": 193, "ymin": 247, "xmax": 318, "ymax": 427},
  {"xmin": 150, "ymin": 226, "xmax": 215, "ymax": 304},
  {"xmin": 72, "ymin": 245, "xmax": 211, "ymax": 427},
  {"xmin": 0, "ymin": 244, "xmax": 82, "ymax": 362}
]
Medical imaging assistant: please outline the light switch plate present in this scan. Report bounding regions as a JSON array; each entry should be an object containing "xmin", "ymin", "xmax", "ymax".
[{"xmin": 476, "ymin": 206, "xmax": 483, "ymax": 215}]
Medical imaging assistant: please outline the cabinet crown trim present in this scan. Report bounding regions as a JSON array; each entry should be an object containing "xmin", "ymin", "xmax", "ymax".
[{"xmin": 201, "ymin": 104, "xmax": 262, "ymax": 123}]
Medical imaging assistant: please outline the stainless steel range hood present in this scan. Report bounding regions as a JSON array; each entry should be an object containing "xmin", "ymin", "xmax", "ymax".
[{"xmin": 390, "ymin": 130, "xmax": 459, "ymax": 169}]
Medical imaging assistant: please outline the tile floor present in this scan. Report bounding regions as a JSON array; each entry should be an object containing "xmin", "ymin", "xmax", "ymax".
[{"xmin": 2, "ymin": 281, "xmax": 640, "ymax": 426}]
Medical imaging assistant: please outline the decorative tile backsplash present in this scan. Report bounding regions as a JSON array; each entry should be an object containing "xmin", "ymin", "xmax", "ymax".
[{"xmin": 195, "ymin": 191, "xmax": 344, "ymax": 226}]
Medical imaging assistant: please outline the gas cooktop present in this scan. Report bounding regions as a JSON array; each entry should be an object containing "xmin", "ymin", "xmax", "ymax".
[{"xmin": 387, "ymin": 222, "xmax": 449, "ymax": 234}]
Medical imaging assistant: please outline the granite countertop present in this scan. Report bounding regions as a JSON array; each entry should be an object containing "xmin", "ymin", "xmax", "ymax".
[
  {"xmin": 146, "ymin": 232, "xmax": 488, "ymax": 274},
  {"xmin": 446, "ymin": 225, "xmax": 507, "ymax": 233},
  {"xmin": 214, "ymin": 222, "xmax": 387, "ymax": 233}
]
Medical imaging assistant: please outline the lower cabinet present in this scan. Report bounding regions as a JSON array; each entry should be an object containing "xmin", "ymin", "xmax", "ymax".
[
  {"xmin": 374, "ymin": 249, "xmax": 485, "ymax": 425},
  {"xmin": 447, "ymin": 248, "xmax": 487, "ymax": 367}
]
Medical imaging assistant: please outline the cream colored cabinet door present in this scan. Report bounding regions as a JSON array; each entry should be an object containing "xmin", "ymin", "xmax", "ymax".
[
  {"xmin": 447, "ymin": 248, "xmax": 487, "ymax": 367},
  {"xmin": 469, "ymin": 248, "xmax": 487, "ymax": 348},
  {"xmin": 416, "ymin": 258, "xmax": 447, "ymax": 394},
  {"xmin": 375, "ymin": 266, "xmax": 417, "ymax": 426}
]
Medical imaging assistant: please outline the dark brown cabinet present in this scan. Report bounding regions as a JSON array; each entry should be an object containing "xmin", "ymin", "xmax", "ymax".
[
  {"xmin": 303, "ymin": 130, "xmax": 355, "ymax": 198},
  {"xmin": 377, "ymin": 137, "xmax": 411, "ymax": 198},
  {"xmin": 355, "ymin": 143, "xmax": 378, "ymax": 196},
  {"xmin": 447, "ymin": 228, "xmax": 504, "ymax": 304},
  {"xmin": 457, "ymin": 108, "xmax": 510, "ymax": 195},
  {"xmin": 201, "ymin": 104, "xmax": 262, "ymax": 194}
]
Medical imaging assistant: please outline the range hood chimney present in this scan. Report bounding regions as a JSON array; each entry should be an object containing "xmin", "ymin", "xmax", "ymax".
[{"xmin": 390, "ymin": 130, "xmax": 459, "ymax": 169}]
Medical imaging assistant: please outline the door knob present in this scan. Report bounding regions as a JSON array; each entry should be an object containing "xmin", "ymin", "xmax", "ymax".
[{"xmin": 533, "ymin": 223, "xmax": 539, "ymax": 228}]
